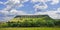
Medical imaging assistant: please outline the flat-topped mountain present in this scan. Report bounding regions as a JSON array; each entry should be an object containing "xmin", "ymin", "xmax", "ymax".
[
  {"xmin": 14, "ymin": 15, "xmax": 53, "ymax": 20},
  {"xmin": 15, "ymin": 15, "xmax": 49, "ymax": 18}
]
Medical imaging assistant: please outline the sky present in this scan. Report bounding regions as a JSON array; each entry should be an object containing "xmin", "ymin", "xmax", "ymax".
[{"xmin": 0, "ymin": 0, "xmax": 60, "ymax": 22}]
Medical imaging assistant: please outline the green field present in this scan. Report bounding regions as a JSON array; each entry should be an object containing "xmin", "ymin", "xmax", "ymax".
[{"xmin": 0, "ymin": 27, "xmax": 60, "ymax": 30}]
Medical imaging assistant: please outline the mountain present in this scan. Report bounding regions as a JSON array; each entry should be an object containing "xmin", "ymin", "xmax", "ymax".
[
  {"xmin": 15, "ymin": 15, "xmax": 49, "ymax": 18},
  {"xmin": 9, "ymin": 15, "xmax": 54, "ymax": 22}
]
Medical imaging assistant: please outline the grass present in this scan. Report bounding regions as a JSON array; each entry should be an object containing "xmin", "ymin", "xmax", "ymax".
[{"xmin": 0, "ymin": 27, "xmax": 60, "ymax": 30}]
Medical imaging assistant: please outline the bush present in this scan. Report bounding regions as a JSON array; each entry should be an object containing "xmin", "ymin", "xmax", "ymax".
[
  {"xmin": 0, "ymin": 18, "xmax": 60, "ymax": 27},
  {"xmin": 54, "ymin": 20, "xmax": 60, "ymax": 27}
]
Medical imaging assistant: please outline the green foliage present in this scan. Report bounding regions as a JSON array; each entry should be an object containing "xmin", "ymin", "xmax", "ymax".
[
  {"xmin": 54, "ymin": 20, "xmax": 60, "ymax": 27},
  {"xmin": 0, "ymin": 15, "xmax": 60, "ymax": 27}
]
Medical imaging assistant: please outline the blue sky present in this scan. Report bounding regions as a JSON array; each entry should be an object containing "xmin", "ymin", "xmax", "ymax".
[
  {"xmin": 0, "ymin": 0, "xmax": 60, "ymax": 21},
  {"xmin": 0, "ymin": 0, "xmax": 60, "ymax": 12}
]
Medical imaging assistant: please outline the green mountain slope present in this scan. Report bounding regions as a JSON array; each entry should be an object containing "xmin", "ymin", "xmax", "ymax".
[
  {"xmin": 0, "ymin": 15, "xmax": 60, "ymax": 27},
  {"xmin": 10, "ymin": 15, "xmax": 54, "ymax": 22}
]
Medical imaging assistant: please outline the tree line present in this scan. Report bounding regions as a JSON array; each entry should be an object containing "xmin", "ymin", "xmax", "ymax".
[{"xmin": 0, "ymin": 19, "xmax": 60, "ymax": 27}]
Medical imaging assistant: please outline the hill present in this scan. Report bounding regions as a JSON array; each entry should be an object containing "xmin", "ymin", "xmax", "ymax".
[
  {"xmin": 9, "ymin": 15, "xmax": 54, "ymax": 22},
  {"xmin": 0, "ymin": 15, "xmax": 60, "ymax": 27}
]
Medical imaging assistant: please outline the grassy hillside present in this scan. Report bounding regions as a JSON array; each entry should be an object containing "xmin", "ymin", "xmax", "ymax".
[
  {"xmin": 0, "ymin": 15, "xmax": 60, "ymax": 27},
  {"xmin": 0, "ymin": 27, "xmax": 60, "ymax": 30},
  {"xmin": 10, "ymin": 15, "xmax": 53, "ymax": 22}
]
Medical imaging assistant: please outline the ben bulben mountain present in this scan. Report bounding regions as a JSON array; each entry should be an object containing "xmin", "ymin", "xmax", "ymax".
[{"xmin": 15, "ymin": 15, "xmax": 59, "ymax": 20}]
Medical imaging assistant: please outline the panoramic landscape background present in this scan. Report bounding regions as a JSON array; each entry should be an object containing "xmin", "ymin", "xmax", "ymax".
[
  {"xmin": 0, "ymin": 0, "xmax": 60, "ymax": 30},
  {"xmin": 0, "ymin": 15, "xmax": 60, "ymax": 30}
]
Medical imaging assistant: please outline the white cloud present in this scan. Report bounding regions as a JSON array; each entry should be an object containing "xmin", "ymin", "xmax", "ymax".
[
  {"xmin": 34, "ymin": 3, "xmax": 48, "ymax": 11},
  {"xmin": 0, "ymin": 1, "xmax": 4, "ymax": 4},
  {"xmin": 16, "ymin": 10, "xmax": 27, "ymax": 15},
  {"xmin": 31, "ymin": 0, "xmax": 51, "ymax": 3},
  {"xmin": 47, "ymin": 10, "xmax": 60, "ymax": 19},
  {"xmin": 3, "ymin": 0, "xmax": 20, "ymax": 11},
  {"xmin": 21, "ymin": 0, "xmax": 29, "ymax": 3},
  {"xmin": 31, "ymin": 0, "xmax": 48, "ymax": 12},
  {"xmin": 0, "ymin": 10, "xmax": 15, "ymax": 22},
  {"xmin": 31, "ymin": 0, "xmax": 59, "ymax": 4},
  {"xmin": 34, "ymin": 7, "xmax": 60, "ymax": 19},
  {"xmin": 9, "ymin": 9, "xmax": 28, "ymax": 15},
  {"xmin": 9, "ymin": 9, "xmax": 35, "ymax": 15},
  {"xmin": 9, "ymin": 0, "xmax": 20, "ymax": 4},
  {"xmin": 51, "ymin": 0, "xmax": 59, "ymax": 5},
  {"xmin": 34, "ymin": 11, "xmax": 60, "ymax": 19},
  {"xmin": 10, "ymin": 9, "xmax": 18, "ymax": 15},
  {"xmin": 0, "ymin": 16, "xmax": 15, "ymax": 22},
  {"xmin": 57, "ymin": 8, "xmax": 60, "ymax": 11},
  {"xmin": 14, "ymin": 4, "xmax": 24, "ymax": 8},
  {"xmin": 0, "ymin": 10, "xmax": 9, "ymax": 15},
  {"xmin": 34, "ymin": 12, "xmax": 48, "ymax": 15},
  {"xmin": 0, "ymin": 0, "xmax": 8, "ymax": 4}
]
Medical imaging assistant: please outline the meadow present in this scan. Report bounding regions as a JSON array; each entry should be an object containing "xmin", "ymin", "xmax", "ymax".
[{"xmin": 0, "ymin": 27, "xmax": 60, "ymax": 30}]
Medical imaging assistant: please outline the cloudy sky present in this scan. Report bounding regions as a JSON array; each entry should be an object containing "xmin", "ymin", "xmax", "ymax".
[{"xmin": 0, "ymin": 0, "xmax": 60, "ymax": 21}]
